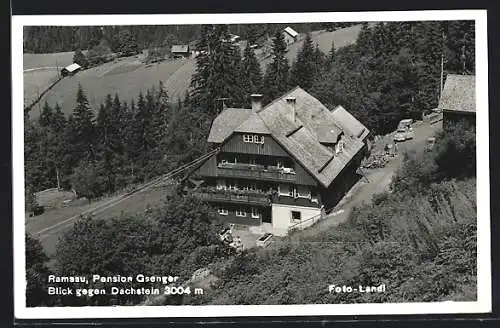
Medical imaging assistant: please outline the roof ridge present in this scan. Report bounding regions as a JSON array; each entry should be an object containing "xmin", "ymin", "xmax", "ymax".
[{"xmin": 257, "ymin": 86, "xmax": 302, "ymax": 114}]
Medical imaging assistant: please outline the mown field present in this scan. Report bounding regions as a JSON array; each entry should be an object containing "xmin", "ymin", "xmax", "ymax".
[
  {"xmin": 23, "ymin": 51, "xmax": 75, "ymax": 70},
  {"xmin": 24, "ymin": 25, "xmax": 366, "ymax": 119}
]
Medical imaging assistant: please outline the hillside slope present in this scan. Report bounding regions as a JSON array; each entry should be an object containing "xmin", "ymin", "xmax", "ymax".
[{"xmin": 24, "ymin": 24, "xmax": 366, "ymax": 118}]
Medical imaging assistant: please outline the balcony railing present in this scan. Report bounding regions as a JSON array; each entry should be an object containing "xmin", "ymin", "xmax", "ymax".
[
  {"xmin": 193, "ymin": 188, "xmax": 272, "ymax": 206},
  {"xmin": 272, "ymin": 194, "xmax": 322, "ymax": 208},
  {"xmin": 216, "ymin": 162, "xmax": 296, "ymax": 182}
]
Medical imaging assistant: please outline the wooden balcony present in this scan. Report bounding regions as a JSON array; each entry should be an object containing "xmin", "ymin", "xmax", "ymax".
[
  {"xmin": 216, "ymin": 163, "xmax": 296, "ymax": 182},
  {"xmin": 272, "ymin": 194, "xmax": 322, "ymax": 208},
  {"xmin": 193, "ymin": 188, "xmax": 271, "ymax": 206}
]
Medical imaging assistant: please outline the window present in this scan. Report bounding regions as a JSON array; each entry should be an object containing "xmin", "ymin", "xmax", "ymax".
[
  {"xmin": 296, "ymin": 185, "xmax": 311, "ymax": 199},
  {"xmin": 251, "ymin": 207, "xmax": 260, "ymax": 218},
  {"xmin": 278, "ymin": 184, "xmax": 294, "ymax": 197},
  {"xmin": 218, "ymin": 208, "xmax": 228, "ymax": 216},
  {"xmin": 254, "ymin": 135, "xmax": 265, "ymax": 144},
  {"xmin": 236, "ymin": 209, "xmax": 246, "ymax": 217},
  {"xmin": 291, "ymin": 211, "xmax": 301, "ymax": 222},
  {"xmin": 243, "ymin": 134, "xmax": 264, "ymax": 144}
]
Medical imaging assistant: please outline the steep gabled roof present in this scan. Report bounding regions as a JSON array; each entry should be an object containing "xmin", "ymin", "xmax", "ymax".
[
  {"xmin": 206, "ymin": 87, "xmax": 369, "ymax": 187},
  {"xmin": 207, "ymin": 108, "xmax": 252, "ymax": 143},
  {"xmin": 331, "ymin": 105, "xmax": 370, "ymax": 139},
  {"xmin": 234, "ymin": 112, "xmax": 270, "ymax": 134},
  {"xmin": 438, "ymin": 74, "xmax": 476, "ymax": 113}
]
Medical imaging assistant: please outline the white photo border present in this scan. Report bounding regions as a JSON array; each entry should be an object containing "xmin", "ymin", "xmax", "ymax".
[{"xmin": 12, "ymin": 9, "xmax": 490, "ymax": 319}]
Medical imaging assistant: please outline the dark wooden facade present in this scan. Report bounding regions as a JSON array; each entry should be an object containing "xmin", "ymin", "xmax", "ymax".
[
  {"xmin": 443, "ymin": 110, "xmax": 475, "ymax": 130},
  {"xmin": 320, "ymin": 151, "xmax": 363, "ymax": 212},
  {"xmin": 193, "ymin": 130, "xmax": 364, "ymax": 225},
  {"xmin": 197, "ymin": 133, "xmax": 317, "ymax": 186}
]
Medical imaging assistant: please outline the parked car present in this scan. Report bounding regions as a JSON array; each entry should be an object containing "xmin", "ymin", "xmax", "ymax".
[{"xmin": 393, "ymin": 119, "xmax": 414, "ymax": 142}]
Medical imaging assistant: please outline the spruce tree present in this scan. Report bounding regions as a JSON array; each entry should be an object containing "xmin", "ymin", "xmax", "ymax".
[
  {"xmin": 190, "ymin": 24, "xmax": 243, "ymax": 116},
  {"xmin": 39, "ymin": 102, "xmax": 53, "ymax": 128},
  {"xmin": 240, "ymin": 42, "xmax": 263, "ymax": 106},
  {"xmin": 263, "ymin": 31, "xmax": 290, "ymax": 104},
  {"xmin": 67, "ymin": 84, "xmax": 96, "ymax": 166},
  {"xmin": 96, "ymin": 95, "xmax": 120, "ymax": 192},
  {"xmin": 51, "ymin": 103, "xmax": 68, "ymax": 189},
  {"xmin": 149, "ymin": 82, "xmax": 170, "ymax": 173},
  {"xmin": 326, "ymin": 40, "xmax": 336, "ymax": 70},
  {"xmin": 289, "ymin": 32, "xmax": 316, "ymax": 91}
]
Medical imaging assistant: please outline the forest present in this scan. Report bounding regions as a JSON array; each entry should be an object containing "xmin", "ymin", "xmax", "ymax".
[
  {"xmin": 23, "ymin": 23, "xmax": 355, "ymax": 53},
  {"xmin": 25, "ymin": 21, "xmax": 477, "ymax": 306}
]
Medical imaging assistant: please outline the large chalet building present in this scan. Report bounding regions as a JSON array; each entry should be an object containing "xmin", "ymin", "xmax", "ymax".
[{"xmin": 192, "ymin": 87, "xmax": 370, "ymax": 235}]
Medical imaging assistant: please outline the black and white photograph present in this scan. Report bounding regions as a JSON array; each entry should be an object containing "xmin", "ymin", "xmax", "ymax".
[{"xmin": 12, "ymin": 10, "xmax": 490, "ymax": 319}]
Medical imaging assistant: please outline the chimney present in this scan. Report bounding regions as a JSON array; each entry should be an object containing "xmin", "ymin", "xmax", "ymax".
[
  {"xmin": 285, "ymin": 97, "xmax": 296, "ymax": 122},
  {"xmin": 250, "ymin": 94, "xmax": 263, "ymax": 112}
]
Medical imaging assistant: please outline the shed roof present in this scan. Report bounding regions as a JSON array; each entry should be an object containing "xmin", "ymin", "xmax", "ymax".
[
  {"xmin": 63, "ymin": 63, "xmax": 81, "ymax": 72},
  {"xmin": 206, "ymin": 86, "xmax": 369, "ymax": 188},
  {"xmin": 438, "ymin": 74, "xmax": 476, "ymax": 113},
  {"xmin": 171, "ymin": 45, "xmax": 190, "ymax": 53},
  {"xmin": 284, "ymin": 26, "xmax": 298, "ymax": 38}
]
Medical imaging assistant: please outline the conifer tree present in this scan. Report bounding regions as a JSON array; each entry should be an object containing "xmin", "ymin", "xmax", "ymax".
[
  {"xmin": 289, "ymin": 33, "xmax": 316, "ymax": 91},
  {"xmin": 96, "ymin": 95, "xmax": 119, "ymax": 192},
  {"xmin": 240, "ymin": 42, "xmax": 263, "ymax": 106},
  {"xmin": 50, "ymin": 103, "xmax": 69, "ymax": 188},
  {"xmin": 149, "ymin": 82, "xmax": 170, "ymax": 173},
  {"xmin": 67, "ymin": 84, "xmax": 96, "ymax": 165},
  {"xmin": 39, "ymin": 102, "xmax": 53, "ymax": 128},
  {"xmin": 263, "ymin": 31, "xmax": 290, "ymax": 103},
  {"xmin": 73, "ymin": 49, "xmax": 88, "ymax": 68},
  {"xmin": 190, "ymin": 24, "xmax": 243, "ymax": 116}
]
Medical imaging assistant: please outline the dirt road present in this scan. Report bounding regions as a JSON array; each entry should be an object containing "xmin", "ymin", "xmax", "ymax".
[{"xmin": 291, "ymin": 120, "xmax": 442, "ymax": 239}]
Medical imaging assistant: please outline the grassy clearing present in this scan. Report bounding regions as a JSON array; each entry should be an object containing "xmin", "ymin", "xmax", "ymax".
[
  {"xmin": 26, "ymin": 56, "xmax": 189, "ymax": 119},
  {"xmin": 24, "ymin": 25, "xmax": 365, "ymax": 119},
  {"xmin": 23, "ymin": 51, "xmax": 75, "ymax": 70},
  {"xmin": 23, "ymin": 68, "xmax": 61, "ymax": 105}
]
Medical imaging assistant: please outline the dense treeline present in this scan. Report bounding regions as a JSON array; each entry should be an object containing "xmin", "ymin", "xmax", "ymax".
[
  {"xmin": 23, "ymin": 23, "xmax": 357, "ymax": 53},
  {"xmin": 202, "ymin": 120, "xmax": 476, "ymax": 304},
  {"xmin": 24, "ymin": 82, "xmax": 212, "ymax": 205},
  {"xmin": 26, "ymin": 195, "xmax": 234, "ymax": 306},
  {"xmin": 310, "ymin": 21, "xmax": 475, "ymax": 135}
]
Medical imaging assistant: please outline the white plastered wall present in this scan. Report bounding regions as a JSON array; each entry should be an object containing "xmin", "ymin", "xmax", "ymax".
[{"xmin": 271, "ymin": 203, "xmax": 321, "ymax": 235}]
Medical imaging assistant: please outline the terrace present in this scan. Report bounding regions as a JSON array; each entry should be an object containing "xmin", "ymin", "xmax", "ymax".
[{"xmin": 272, "ymin": 194, "xmax": 322, "ymax": 208}]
